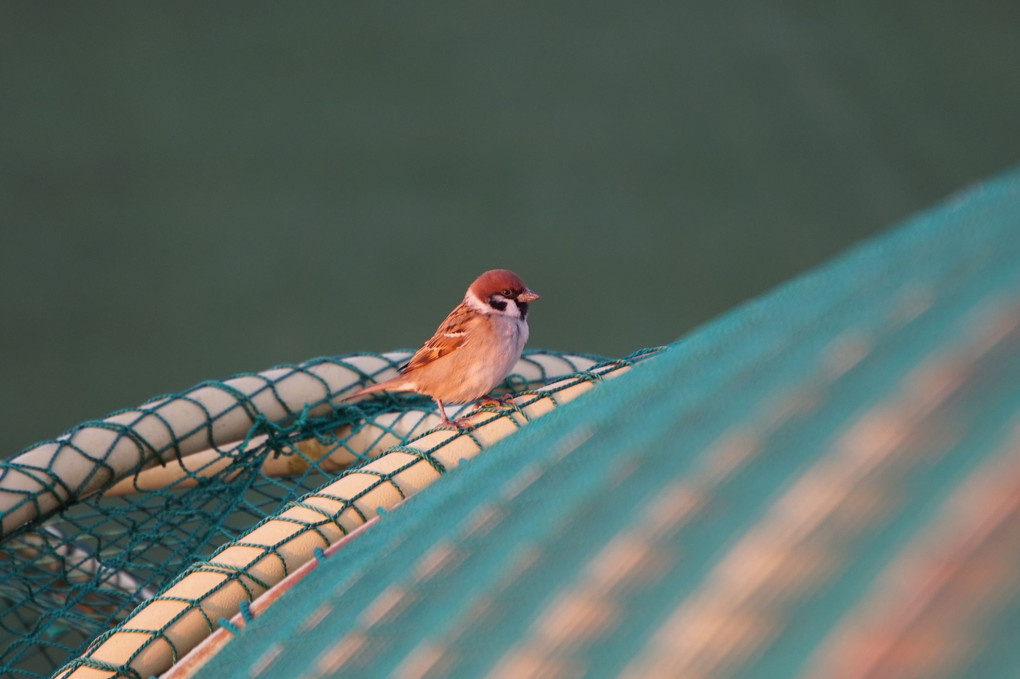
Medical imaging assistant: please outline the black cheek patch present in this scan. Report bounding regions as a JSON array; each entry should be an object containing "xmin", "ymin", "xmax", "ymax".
[{"xmin": 488, "ymin": 298, "xmax": 508, "ymax": 312}]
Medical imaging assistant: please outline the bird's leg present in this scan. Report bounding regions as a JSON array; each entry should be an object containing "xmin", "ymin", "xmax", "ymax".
[{"xmin": 433, "ymin": 398, "xmax": 468, "ymax": 429}]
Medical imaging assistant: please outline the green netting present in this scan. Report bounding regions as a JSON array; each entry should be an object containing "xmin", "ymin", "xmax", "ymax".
[
  {"xmin": 0, "ymin": 349, "xmax": 649, "ymax": 678},
  {"xmin": 66, "ymin": 165, "xmax": 1020, "ymax": 679},
  {"xmin": 4, "ymin": 166, "xmax": 1020, "ymax": 679}
]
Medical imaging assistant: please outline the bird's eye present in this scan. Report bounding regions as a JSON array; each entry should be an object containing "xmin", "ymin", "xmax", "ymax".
[{"xmin": 501, "ymin": 288, "xmax": 512, "ymax": 297}]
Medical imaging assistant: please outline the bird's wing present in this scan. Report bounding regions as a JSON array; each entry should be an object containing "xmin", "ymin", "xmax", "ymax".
[{"xmin": 401, "ymin": 302, "xmax": 475, "ymax": 374}]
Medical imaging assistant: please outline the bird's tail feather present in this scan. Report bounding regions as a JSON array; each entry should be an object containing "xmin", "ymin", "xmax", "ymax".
[{"xmin": 344, "ymin": 376, "xmax": 412, "ymax": 402}]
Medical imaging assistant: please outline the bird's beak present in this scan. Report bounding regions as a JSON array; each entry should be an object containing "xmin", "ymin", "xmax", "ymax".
[{"xmin": 518, "ymin": 289, "xmax": 540, "ymax": 303}]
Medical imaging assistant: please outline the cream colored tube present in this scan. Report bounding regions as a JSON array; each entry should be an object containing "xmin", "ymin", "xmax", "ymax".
[
  {"xmin": 100, "ymin": 352, "xmax": 599, "ymax": 497},
  {"xmin": 1, "ymin": 352, "xmax": 598, "ymax": 536},
  {"xmin": 54, "ymin": 357, "xmax": 640, "ymax": 679},
  {"xmin": 0, "ymin": 353, "xmax": 408, "ymax": 538}
]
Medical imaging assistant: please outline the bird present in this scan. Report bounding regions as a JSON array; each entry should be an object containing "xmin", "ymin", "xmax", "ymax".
[{"xmin": 346, "ymin": 269, "xmax": 540, "ymax": 427}]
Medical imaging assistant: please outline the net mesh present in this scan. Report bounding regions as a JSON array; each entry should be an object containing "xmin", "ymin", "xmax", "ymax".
[
  {"xmin": 5, "ymin": 166, "xmax": 1020, "ymax": 679},
  {"xmin": 175, "ymin": 167, "xmax": 1020, "ymax": 679},
  {"xmin": 0, "ymin": 349, "xmax": 651, "ymax": 678}
]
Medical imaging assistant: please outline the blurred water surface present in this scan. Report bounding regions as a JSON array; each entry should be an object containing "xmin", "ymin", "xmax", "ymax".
[{"xmin": 2, "ymin": 3, "xmax": 1018, "ymax": 454}]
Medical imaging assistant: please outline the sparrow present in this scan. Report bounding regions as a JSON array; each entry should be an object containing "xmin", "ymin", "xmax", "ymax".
[{"xmin": 347, "ymin": 269, "xmax": 540, "ymax": 427}]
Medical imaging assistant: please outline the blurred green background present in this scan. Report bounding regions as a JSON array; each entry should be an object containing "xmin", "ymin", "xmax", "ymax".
[{"xmin": 2, "ymin": 3, "xmax": 1019, "ymax": 456}]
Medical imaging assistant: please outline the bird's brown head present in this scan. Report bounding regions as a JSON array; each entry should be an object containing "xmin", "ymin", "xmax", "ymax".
[{"xmin": 469, "ymin": 269, "xmax": 540, "ymax": 317}]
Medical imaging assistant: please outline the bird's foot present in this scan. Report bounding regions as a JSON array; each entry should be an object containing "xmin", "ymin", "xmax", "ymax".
[
  {"xmin": 439, "ymin": 416, "xmax": 471, "ymax": 430},
  {"xmin": 474, "ymin": 394, "xmax": 516, "ymax": 411}
]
